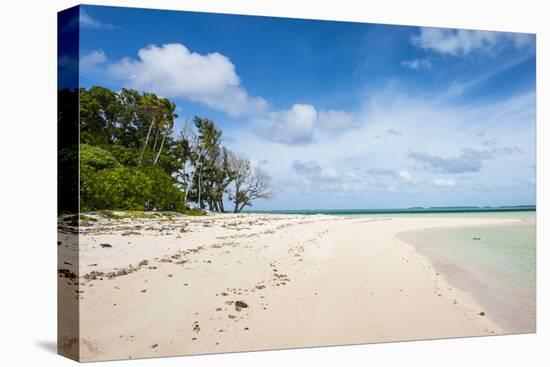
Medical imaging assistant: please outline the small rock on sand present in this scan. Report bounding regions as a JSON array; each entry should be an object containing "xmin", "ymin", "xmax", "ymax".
[
  {"xmin": 192, "ymin": 321, "xmax": 200, "ymax": 332},
  {"xmin": 235, "ymin": 301, "xmax": 249, "ymax": 312},
  {"xmin": 100, "ymin": 243, "xmax": 112, "ymax": 248}
]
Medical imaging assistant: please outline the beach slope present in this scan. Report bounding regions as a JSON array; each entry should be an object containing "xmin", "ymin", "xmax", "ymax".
[{"xmin": 58, "ymin": 213, "xmax": 517, "ymax": 361}]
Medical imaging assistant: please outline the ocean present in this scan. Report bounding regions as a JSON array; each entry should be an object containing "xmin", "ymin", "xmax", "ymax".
[
  {"xmin": 398, "ymin": 211, "xmax": 536, "ymax": 333},
  {"xmin": 249, "ymin": 206, "xmax": 535, "ymax": 216}
]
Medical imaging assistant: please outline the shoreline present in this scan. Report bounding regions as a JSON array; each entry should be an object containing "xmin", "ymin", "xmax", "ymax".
[
  {"xmin": 397, "ymin": 219, "xmax": 535, "ymax": 334},
  {"xmin": 59, "ymin": 212, "xmax": 524, "ymax": 361}
]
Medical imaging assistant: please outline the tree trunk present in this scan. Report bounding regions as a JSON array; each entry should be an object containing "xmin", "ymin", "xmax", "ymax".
[
  {"xmin": 197, "ymin": 166, "xmax": 204, "ymax": 209},
  {"xmin": 181, "ymin": 163, "xmax": 188, "ymax": 205},
  {"xmin": 153, "ymin": 128, "xmax": 167, "ymax": 164},
  {"xmin": 233, "ymin": 189, "xmax": 239, "ymax": 213},
  {"xmin": 184, "ymin": 149, "xmax": 204, "ymax": 204},
  {"xmin": 219, "ymin": 199, "xmax": 225, "ymax": 213},
  {"xmin": 152, "ymin": 128, "xmax": 159, "ymax": 152},
  {"xmin": 139, "ymin": 117, "xmax": 156, "ymax": 165}
]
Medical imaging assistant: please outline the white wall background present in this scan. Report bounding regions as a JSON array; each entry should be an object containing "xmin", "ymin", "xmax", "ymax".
[{"xmin": 0, "ymin": 0, "xmax": 547, "ymax": 365}]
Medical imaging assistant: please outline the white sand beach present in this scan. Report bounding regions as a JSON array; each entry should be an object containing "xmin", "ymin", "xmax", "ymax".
[{"xmin": 58, "ymin": 213, "xmax": 520, "ymax": 361}]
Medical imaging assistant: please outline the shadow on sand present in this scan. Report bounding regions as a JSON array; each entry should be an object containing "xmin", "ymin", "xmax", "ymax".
[{"xmin": 36, "ymin": 340, "xmax": 57, "ymax": 354}]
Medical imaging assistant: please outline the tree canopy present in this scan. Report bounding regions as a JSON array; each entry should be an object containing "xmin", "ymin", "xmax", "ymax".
[{"xmin": 73, "ymin": 86, "xmax": 271, "ymax": 213}]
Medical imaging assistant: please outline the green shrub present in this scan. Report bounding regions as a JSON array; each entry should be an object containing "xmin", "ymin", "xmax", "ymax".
[
  {"xmin": 105, "ymin": 145, "xmax": 140, "ymax": 166},
  {"xmin": 141, "ymin": 166, "xmax": 186, "ymax": 212},
  {"xmin": 81, "ymin": 166, "xmax": 153, "ymax": 211},
  {"xmin": 80, "ymin": 144, "xmax": 120, "ymax": 171},
  {"xmin": 79, "ymin": 144, "xmax": 187, "ymax": 212}
]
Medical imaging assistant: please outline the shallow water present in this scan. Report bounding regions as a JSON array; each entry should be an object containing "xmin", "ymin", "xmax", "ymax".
[{"xmin": 398, "ymin": 212, "xmax": 535, "ymax": 333}]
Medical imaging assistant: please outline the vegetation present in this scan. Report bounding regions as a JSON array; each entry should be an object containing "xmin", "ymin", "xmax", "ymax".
[{"xmin": 75, "ymin": 86, "xmax": 272, "ymax": 213}]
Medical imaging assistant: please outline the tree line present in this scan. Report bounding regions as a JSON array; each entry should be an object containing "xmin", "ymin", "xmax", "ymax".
[{"xmin": 73, "ymin": 86, "xmax": 271, "ymax": 213}]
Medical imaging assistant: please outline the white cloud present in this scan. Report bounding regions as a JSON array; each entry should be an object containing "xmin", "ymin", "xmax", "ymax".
[
  {"xmin": 408, "ymin": 148, "xmax": 494, "ymax": 173},
  {"xmin": 411, "ymin": 28, "xmax": 534, "ymax": 56},
  {"xmin": 319, "ymin": 167, "xmax": 338, "ymax": 180},
  {"xmin": 228, "ymin": 85, "xmax": 535, "ymax": 209},
  {"xmin": 366, "ymin": 168, "xmax": 396, "ymax": 176},
  {"xmin": 292, "ymin": 160, "xmax": 343, "ymax": 183},
  {"xmin": 317, "ymin": 109, "xmax": 356, "ymax": 131},
  {"xmin": 292, "ymin": 160, "xmax": 321, "ymax": 175},
  {"xmin": 80, "ymin": 9, "xmax": 118, "ymax": 30},
  {"xmin": 107, "ymin": 43, "xmax": 268, "ymax": 117},
  {"xmin": 399, "ymin": 170, "xmax": 413, "ymax": 181},
  {"xmin": 386, "ymin": 128, "xmax": 402, "ymax": 136},
  {"xmin": 258, "ymin": 106, "xmax": 358, "ymax": 145},
  {"xmin": 258, "ymin": 104, "xmax": 317, "ymax": 145},
  {"xmin": 80, "ymin": 50, "xmax": 106, "ymax": 71},
  {"xmin": 84, "ymin": 43, "xmax": 357, "ymax": 141},
  {"xmin": 433, "ymin": 178, "xmax": 457, "ymax": 188},
  {"xmin": 401, "ymin": 58, "xmax": 432, "ymax": 70}
]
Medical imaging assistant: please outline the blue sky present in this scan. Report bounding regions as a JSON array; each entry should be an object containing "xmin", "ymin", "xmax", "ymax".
[{"xmin": 76, "ymin": 5, "xmax": 536, "ymax": 210}]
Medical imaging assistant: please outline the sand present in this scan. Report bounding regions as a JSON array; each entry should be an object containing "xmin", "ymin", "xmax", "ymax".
[{"xmin": 57, "ymin": 213, "xmax": 520, "ymax": 362}]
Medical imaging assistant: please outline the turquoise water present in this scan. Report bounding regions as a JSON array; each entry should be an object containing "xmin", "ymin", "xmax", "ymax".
[
  {"xmin": 249, "ymin": 206, "xmax": 535, "ymax": 216},
  {"xmin": 399, "ymin": 212, "xmax": 536, "ymax": 333}
]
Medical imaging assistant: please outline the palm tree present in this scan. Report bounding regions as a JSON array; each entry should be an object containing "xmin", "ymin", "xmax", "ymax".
[
  {"xmin": 153, "ymin": 99, "xmax": 178, "ymax": 165},
  {"xmin": 138, "ymin": 94, "xmax": 161, "ymax": 165}
]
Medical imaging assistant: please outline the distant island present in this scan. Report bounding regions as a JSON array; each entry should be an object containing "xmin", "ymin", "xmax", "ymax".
[{"xmin": 248, "ymin": 205, "xmax": 536, "ymax": 215}]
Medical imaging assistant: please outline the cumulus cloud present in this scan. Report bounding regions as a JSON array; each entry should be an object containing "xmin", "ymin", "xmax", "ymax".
[
  {"xmin": 411, "ymin": 28, "xmax": 534, "ymax": 56},
  {"xmin": 83, "ymin": 43, "xmax": 357, "ymax": 143},
  {"xmin": 292, "ymin": 160, "xmax": 322, "ymax": 175},
  {"xmin": 408, "ymin": 148, "xmax": 494, "ymax": 173},
  {"xmin": 492, "ymin": 146, "xmax": 524, "ymax": 155},
  {"xmin": 231, "ymin": 86, "xmax": 534, "ymax": 208},
  {"xmin": 107, "ymin": 43, "xmax": 268, "ymax": 117},
  {"xmin": 433, "ymin": 178, "xmax": 457, "ymax": 188},
  {"xmin": 366, "ymin": 168, "xmax": 396, "ymax": 176},
  {"xmin": 80, "ymin": 49, "xmax": 106, "ymax": 71},
  {"xmin": 292, "ymin": 160, "xmax": 341, "ymax": 181},
  {"xmin": 386, "ymin": 128, "xmax": 402, "ymax": 136},
  {"xmin": 317, "ymin": 109, "xmax": 356, "ymax": 131},
  {"xmin": 399, "ymin": 170, "xmax": 413, "ymax": 181},
  {"xmin": 259, "ymin": 104, "xmax": 317, "ymax": 145},
  {"xmin": 319, "ymin": 167, "xmax": 339, "ymax": 180},
  {"xmin": 80, "ymin": 9, "xmax": 119, "ymax": 30},
  {"xmin": 401, "ymin": 58, "xmax": 432, "ymax": 70},
  {"xmin": 258, "ymin": 105, "xmax": 358, "ymax": 145}
]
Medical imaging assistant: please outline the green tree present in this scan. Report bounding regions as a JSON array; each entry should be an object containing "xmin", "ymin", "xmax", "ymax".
[
  {"xmin": 79, "ymin": 87, "xmax": 121, "ymax": 146},
  {"xmin": 77, "ymin": 86, "xmax": 273, "ymax": 214},
  {"xmin": 153, "ymin": 99, "xmax": 178, "ymax": 165},
  {"xmin": 138, "ymin": 93, "xmax": 162, "ymax": 165}
]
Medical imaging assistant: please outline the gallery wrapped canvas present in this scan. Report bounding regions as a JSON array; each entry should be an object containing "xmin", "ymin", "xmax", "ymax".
[{"xmin": 58, "ymin": 5, "xmax": 536, "ymax": 362}]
